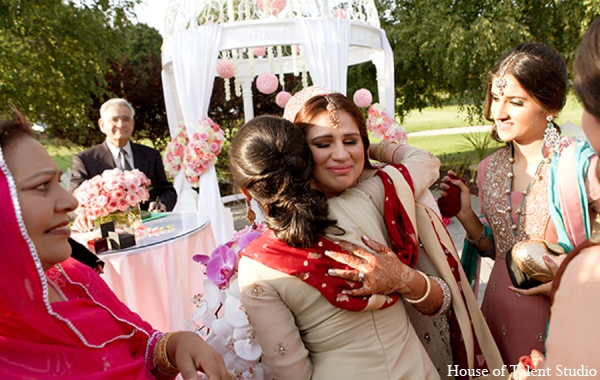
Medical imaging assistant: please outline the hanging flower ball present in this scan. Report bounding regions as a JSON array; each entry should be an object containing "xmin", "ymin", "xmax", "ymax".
[
  {"xmin": 275, "ymin": 91, "xmax": 292, "ymax": 108},
  {"xmin": 353, "ymin": 88, "xmax": 373, "ymax": 108},
  {"xmin": 217, "ymin": 59, "xmax": 234, "ymax": 79},
  {"xmin": 333, "ymin": 8, "xmax": 347, "ymax": 19},
  {"xmin": 256, "ymin": 0, "xmax": 287, "ymax": 15},
  {"xmin": 256, "ymin": 73, "xmax": 279, "ymax": 95},
  {"xmin": 253, "ymin": 46, "xmax": 266, "ymax": 57}
]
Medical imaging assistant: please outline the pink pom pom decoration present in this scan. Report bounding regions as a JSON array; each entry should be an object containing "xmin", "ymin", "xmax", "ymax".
[
  {"xmin": 256, "ymin": 0, "xmax": 287, "ymax": 15},
  {"xmin": 217, "ymin": 59, "xmax": 234, "ymax": 79},
  {"xmin": 253, "ymin": 46, "xmax": 266, "ymax": 57},
  {"xmin": 256, "ymin": 73, "xmax": 279, "ymax": 95},
  {"xmin": 353, "ymin": 89, "xmax": 373, "ymax": 108},
  {"xmin": 275, "ymin": 91, "xmax": 292, "ymax": 108},
  {"xmin": 333, "ymin": 8, "xmax": 347, "ymax": 19}
]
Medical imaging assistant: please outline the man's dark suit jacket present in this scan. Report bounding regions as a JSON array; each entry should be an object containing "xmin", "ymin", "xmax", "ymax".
[{"xmin": 69, "ymin": 142, "xmax": 177, "ymax": 211}]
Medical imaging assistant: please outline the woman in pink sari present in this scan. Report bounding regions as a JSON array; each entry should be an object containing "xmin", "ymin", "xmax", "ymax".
[{"xmin": 0, "ymin": 110, "xmax": 228, "ymax": 379}]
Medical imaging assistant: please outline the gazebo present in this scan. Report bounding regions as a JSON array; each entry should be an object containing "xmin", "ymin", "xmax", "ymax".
[{"xmin": 160, "ymin": 0, "xmax": 395, "ymax": 244}]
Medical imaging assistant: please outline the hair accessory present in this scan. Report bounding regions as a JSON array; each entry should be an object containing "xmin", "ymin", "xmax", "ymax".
[
  {"xmin": 323, "ymin": 95, "xmax": 339, "ymax": 127},
  {"xmin": 495, "ymin": 53, "xmax": 519, "ymax": 96},
  {"xmin": 403, "ymin": 270, "xmax": 431, "ymax": 304},
  {"xmin": 283, "ymin": 85, "xmax": 334, "ymax": 122},
  {"xmin": 543, "ymin": 115, "xmax": 560, "ymax": 149}
]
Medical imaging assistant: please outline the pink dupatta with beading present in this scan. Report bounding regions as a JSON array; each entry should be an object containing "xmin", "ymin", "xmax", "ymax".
[{"xmin": 0, "ymin": 148, "xmax": 166, "ymax": 379}]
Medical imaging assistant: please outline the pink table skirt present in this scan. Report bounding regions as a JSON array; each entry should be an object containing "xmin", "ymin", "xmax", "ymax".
[{"xmin": 98, "ymin": 212, "xmax": 214, "ymax": 332}]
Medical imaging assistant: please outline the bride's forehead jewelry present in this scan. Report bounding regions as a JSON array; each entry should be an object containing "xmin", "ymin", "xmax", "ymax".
[
  {"xmin": 495, "ymin": 53, "xmax": 520, "ymax": 96},
  {"xmin": 324, "ymin": 95, "xmax": 339, "ymax": 128}
]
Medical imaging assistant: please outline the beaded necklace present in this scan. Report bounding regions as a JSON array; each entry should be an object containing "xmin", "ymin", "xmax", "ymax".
[{"xmin": 507, "ymin": 142, "xmax": 552, "ymax": 235}]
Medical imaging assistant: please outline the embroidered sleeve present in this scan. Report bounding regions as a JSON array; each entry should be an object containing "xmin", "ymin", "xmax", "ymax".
[{"xmin": 238, "ymin": 257, "xmax": 313, "ymax": 380}]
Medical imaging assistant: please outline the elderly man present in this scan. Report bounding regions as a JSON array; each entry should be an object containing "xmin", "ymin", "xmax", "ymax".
[{"xmin": 69, "ymin": 98, "xmax": 177, "ymax": 214}]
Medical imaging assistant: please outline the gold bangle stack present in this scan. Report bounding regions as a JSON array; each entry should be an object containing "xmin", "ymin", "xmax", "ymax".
[
  {"xmin": 375, "ymin": 140, "xmax": 393, "ymax": 162},
  {"xmin": 154, "ymin": 332, "xmax": 180, "ymax": 376}
]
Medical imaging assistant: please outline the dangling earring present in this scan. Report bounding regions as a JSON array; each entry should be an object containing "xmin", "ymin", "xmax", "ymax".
[
  {"xmin": 246, "ymin": 202, "xmax": 257, "ymax": 228},
  {"xmin": 543, "ymin": 115, "xmax": 560, "ymax": 150}
]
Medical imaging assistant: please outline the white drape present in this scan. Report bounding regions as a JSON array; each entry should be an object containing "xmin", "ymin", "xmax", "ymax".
[
  {"xmin": 377, "ymin": 30, "xmax": 395, "ymax": 117},
  {"xmin": 170, "ymin": 24, "xmax": 229, "ymax": 245},
  {"xmin": 296, "ymin": 18, "xmax": 350, "ymax": 94}
]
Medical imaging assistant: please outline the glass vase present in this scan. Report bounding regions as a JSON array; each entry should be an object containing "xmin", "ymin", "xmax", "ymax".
[{"xmin": 94, "ymin": 205, "xmax": 142, "ymax": 230}]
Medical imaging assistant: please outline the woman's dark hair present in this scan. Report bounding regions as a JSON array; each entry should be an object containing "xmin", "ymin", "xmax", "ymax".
[
  {"xmin": 484, "ymin": 42, "xmax": 567, "ymax": 143},
  {"xmin": 229, "ymin": 115, "xmax": 336, "ymax": 248},
  {"xmin": 0, "ymin": 109, "xmax": 35, "ymax": 148},
  {"xmin": 574, "ymin": 16, "xmax": 600, "ymax": 121},
  {"xmin": 294, "ymin": 93, "xmax": 373, "ymax": 169}
]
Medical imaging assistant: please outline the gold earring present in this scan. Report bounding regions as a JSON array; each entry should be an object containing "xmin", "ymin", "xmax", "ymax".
[{"xmin": 246, "ymin": 203, "xmax": 256, "ymax": 226}]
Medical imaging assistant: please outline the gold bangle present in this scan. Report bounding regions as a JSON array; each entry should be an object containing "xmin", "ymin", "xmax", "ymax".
[
  {"xmin": 154, "ymin": 333, "xmax": 179, "ymax": 376},
  {"xmin": 390, "ymin": 143, "xmax": 404, "ymax": 163},
  {"xmin": 403, "ymin": 270, "xmax": 431, "ymax": 304},
  {"xmin": 376, "ymin": 140, "xmax": 393, "ymax": 162}
]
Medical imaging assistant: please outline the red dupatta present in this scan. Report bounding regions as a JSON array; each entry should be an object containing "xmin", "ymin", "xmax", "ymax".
[
  {"xmin": 240, "ymin": 163, "xmax": 419, "ymax": 311},
  {"xmin": 0, "ymin": 149, "xmax": 164, "ymax": 379}
]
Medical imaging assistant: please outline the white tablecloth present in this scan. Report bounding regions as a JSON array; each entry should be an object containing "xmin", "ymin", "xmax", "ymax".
[{"xmin": 92, "ymin": 212, "xmax": 213, "ymax": 332}]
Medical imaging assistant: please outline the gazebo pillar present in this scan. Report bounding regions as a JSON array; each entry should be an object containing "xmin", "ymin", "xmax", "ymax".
[{"xmin": 239, "ymin": 75, "xmax": 255, "ymax": 122}]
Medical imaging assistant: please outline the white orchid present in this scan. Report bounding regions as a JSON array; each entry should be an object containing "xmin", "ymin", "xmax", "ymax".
[{"xmin": 192, "ymin": 224, "xmax": 271, "ymax": 379}]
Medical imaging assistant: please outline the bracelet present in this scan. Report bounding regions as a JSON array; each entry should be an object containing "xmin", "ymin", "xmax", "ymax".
[
  {"xmin": 466, "ymin": 225, "xmax": 487, "ymax": 245},
  {"xmin": 427, "ymin": 276, "xmax": 452, "ymax": 317},
  {"xmin": 376, "ymin": 140, "xmax": 393, "ymax": 162},
  {"xmin": 154, "ymin": 333, "xmax": 179, "ymax": 376},
  {"xmin": 403, "ymin": 270, "xmax": 431, "ymax": 304},
  {"xmin": 390, "ymin": 143, "xmax": 404, "ymax": 163}
]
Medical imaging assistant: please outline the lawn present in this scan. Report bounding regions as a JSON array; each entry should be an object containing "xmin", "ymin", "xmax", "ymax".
[
  {"xmin": 401, "ymin": 94, "xmax": 583, "ymax": 133},
  {"xmin": 44, "ymin": 94, "xmax": 584, "ymax": 176}
]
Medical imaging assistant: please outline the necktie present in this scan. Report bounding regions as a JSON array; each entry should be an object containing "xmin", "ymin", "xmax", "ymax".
[{"xmin": 119, "ymin": 149, "xmax": 132, "ymax": 171}]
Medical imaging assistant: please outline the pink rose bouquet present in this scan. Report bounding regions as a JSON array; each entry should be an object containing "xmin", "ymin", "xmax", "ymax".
[
  {"xmin": 73, "ymin": 168, "xmax": 151, "ymax": 219},
  {"xmin": 366, "ymin": 103, "xmax": 408, "ymax": 144},
  {"xmin": 163, "ymin": 124, "xmax": 189, "ymax": 179},
  {"xmin": 182, "ymin": 117, "xmax": 225, "ymax": 188}
]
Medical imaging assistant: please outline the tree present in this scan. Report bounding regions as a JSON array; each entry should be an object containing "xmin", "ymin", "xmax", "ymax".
[
  {"xmin": 375, "ymin": 0, "xmax": 600, "ymax": 122},
  {"xmin": 0, "ymin": 0, "xmax": 139, "ymax": 144}
]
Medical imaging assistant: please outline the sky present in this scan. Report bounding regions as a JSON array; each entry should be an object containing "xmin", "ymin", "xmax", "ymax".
[{"xmin": 133, "ymin": 0, "xmax": 168, "ymax": 33}]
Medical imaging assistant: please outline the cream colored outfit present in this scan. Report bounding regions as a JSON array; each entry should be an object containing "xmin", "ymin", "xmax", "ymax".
[
  {"xmin": 239, "ymin": 145, "xmax": 502, "ymax": 379},
  {"xmin": 239, "ymin": 257, "xmax": 440, "ymax": 380}
]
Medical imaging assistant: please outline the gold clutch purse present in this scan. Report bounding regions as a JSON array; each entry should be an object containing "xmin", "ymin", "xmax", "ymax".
[{"xmin": 506, "ymin": 240, "xmax": 566, "ymax": 289}]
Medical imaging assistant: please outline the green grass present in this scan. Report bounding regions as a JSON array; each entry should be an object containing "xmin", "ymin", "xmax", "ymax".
[
  {"xmin": 402, "ymin": 106, "xmax": 475, "ymax": 133},
  {"xmin": 401, "ymin": 94, "xmax": 584, "ymax": 133},
  {"xmin": 556, "ymin": 95, "xmax": 584, "ymax": 126},
  {"xmin": 43, "ymin": 94, "xmax": 584, "ymax": 175},
  {"xmin": 41, "ymin": 138, "xmax": 81, "ymax": 173}
]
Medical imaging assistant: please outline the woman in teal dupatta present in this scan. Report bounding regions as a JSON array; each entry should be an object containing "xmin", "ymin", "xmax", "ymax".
[{"xmin": 442, "ymin": 42, "xmax": 600, "ymax": 366}]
